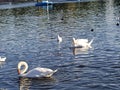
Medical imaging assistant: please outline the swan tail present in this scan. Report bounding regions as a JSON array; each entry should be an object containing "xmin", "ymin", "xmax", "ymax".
[
  {"xmin": 53, "ymin": 69, "xmax": 58, "ymax": 73},
  {"xmin": 45, "ymin": 69, "xmax": 58, "ymax": 77},
  {"xmin": 88, "ymin": 39, "xmax": 94, "ymax": 48}
]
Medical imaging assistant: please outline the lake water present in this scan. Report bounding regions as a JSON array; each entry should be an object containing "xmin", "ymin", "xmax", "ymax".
[{"xmin": 0, "ymin": 0, "xmax": 120, "ymax": 90}]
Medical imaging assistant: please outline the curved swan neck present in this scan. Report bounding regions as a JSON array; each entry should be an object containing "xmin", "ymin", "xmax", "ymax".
[
  {"xmin": 58, "ymin": 35, "xmax": 60, "ymax": 38},
  {"xmin": 58, "ymin": 35, "xmax": 62, "ymax": 43},
  {"xmin": 17, "ymin": 61, "xmax": 28, "ymax": 75}
]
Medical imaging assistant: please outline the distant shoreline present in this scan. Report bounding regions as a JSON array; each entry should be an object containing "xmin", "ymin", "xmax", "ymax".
[{"xmin": 0, "ymin": 0, "xmax": 36, "ymax": 3}]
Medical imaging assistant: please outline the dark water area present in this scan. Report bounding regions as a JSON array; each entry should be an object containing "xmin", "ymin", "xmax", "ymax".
[{"xmin": 0, "ymin": 0, "xmax": 120, "ymax": 90}]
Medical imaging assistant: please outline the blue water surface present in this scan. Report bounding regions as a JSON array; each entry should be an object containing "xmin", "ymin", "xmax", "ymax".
[{"xmin": 0, "ymin": 0, "xmax": 120, "ymax": 90}]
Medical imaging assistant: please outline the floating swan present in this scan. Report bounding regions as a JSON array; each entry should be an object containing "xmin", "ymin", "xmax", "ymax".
[
  {"xmin": 17, "ymin": 61, "xmax": 57, "ymax": 78},
  {"xmin": 0, "ymin": 56, "xmax": 6, "ymax": 62},
  {"xmin": 72, "ymin": 37, "xmax": 93, "ymax": 48},
  {"xmin": 57, "ymin": 35, "xmax": 62, "ymax": 43}
]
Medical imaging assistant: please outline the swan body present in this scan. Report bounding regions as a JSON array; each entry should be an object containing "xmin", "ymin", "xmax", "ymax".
[
  {"xmin": 0, "ymin": 56, "xmax": 6, "ymax": 62},
  {"xmin": 17, "ymin": 61, "xmax": 57, "ymax": 78},
  {"xmin": 57, "ymin": 35, "xmax": 62, "ymax": 43},
  {"xmin": 72, "ymin": 37, "xmax": 93, "ymax": 48}
]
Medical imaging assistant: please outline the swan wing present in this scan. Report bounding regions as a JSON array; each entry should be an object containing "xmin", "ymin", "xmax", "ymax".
[
  {"xmin": 37, "ymin": 67, "xmax": 56, "ymax": 77},
  {"xmin": 73, "ymin": 38, "xmax": 88, "ymax": 47},
  {"xmin": 73, "ymin": 40, "xmax": 88, "ymax": 47},
  {"xmin": 76, "ymin": 39, "xmax": 88, "ymax": 43},
  {"xmin": 20, "ymin": 68, "xmax": 43, "ymax": 78},
  {"xmin": 20, "ymin": 67, "xmax": 57, "ymax": 78}
]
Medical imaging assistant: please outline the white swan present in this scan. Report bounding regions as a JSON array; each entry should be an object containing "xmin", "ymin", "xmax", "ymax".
[
  {"xmin": 72, "ymin": 37, "xmax": 93, "ymax": 48},
  {"xmin": 57, "ymin": 35, "xmax": 62, "ymax": 43},
  {"xmin": 17, "ymin": 61, "xmax": 57, "ymax": 78},
  {"xmin": 0, "ymin": 56, "xmax": 6, "ymax": 62}
]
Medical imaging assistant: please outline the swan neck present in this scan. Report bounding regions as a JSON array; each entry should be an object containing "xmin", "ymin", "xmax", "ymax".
[{"xmin": 18, "ymin": 61, "xmax": 28, "ymax": 75}]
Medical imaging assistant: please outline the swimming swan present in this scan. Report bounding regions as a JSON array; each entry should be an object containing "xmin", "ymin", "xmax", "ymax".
[
  {"xmin": 57, "ymin": 35, "xmax": 62, "ymax": 43},
  {"xmin": 72, "ymin": 37, "xmax": 93, "ymax": 48},
  {"xmin": 17, "ymin": 61, "xmax": 57, "ymax": 78},
  {"xmin": 0, "ymin": 56, "xmax": 6, "ymax": 62}
]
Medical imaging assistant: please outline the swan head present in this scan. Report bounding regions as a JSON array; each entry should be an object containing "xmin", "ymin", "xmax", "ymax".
[{"xmin": 17, "ymin": 61, "xmax": 28, "ymax": 75}]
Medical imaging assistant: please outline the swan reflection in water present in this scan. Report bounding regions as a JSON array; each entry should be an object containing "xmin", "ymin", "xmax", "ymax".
[
  {"xmin": 70, "ymin": 46, "xmax": 90, "ymax": 55},
  {"xmin": 19, "ymin": 78, "xmax": 31, "ymax": 90},
  {"xmin": 19, "ymin": 77, "xmax": 57, "ymax": 90},
  {"xmin": 0, "ymin": 56, "xmax": 6, "ymax": 68},
  {"xmin": 0, "ymin": 61, "xmax": 6, "ymax": 68}
]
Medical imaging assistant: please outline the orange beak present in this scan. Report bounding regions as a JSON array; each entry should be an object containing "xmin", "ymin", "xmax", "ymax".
[{"xmin": 17, "ymin": 69, "xmax": 20, "ymax": 75}]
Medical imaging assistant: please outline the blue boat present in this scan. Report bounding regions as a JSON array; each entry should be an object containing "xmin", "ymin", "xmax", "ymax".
[{"xmin": 35, "ymin": 1, "xmax": 53, "ymax": 6}]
